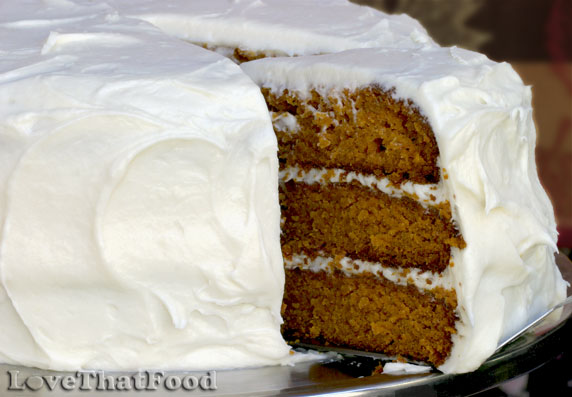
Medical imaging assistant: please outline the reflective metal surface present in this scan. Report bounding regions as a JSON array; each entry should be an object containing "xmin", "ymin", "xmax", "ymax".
[{"xmin": 1, "ymin": 253, "xmax": 570, "ymax": 396}]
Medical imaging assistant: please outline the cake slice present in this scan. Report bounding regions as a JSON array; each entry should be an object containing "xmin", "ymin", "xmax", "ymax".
[{"xmin": 241, "ymin": 46, "xmax": 567, "ymax": 372}]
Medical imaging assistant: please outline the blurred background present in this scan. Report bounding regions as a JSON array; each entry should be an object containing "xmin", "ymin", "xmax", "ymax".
[{"xmin": 351, "ymin": 1, "xmax": 571, "ymax": 396}]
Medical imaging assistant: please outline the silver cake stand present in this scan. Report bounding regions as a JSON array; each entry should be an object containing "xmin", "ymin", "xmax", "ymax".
[{"xmin": 1, "ymin": 253, "xmax": 570, "ymax": 396}]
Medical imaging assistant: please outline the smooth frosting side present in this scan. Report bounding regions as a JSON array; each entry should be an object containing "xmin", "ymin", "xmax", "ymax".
[
  {"xmin": 0, "ymin": 1, "xmax": 293, "ymax": 370},
  {"xmin": 242, "ymin": 47, "xmax": 567, "ymax": 373},
  {"xmin": 109, "ymin": 0, "xmax": 434, "ymax": 55}
]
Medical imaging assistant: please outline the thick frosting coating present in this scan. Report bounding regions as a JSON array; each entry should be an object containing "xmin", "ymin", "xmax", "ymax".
[
  {"xmin": 109, "ymin": 0, "xmax": 433, "ymax": 55},
  {"xmin": 242, "ymin": 47, "xmax": 567, "ymax": 373},
  {"xmin": 0, "ymin": 0, "xmax": 293, "ymax": 370},
  {"xmin": 1, "ymin": 0, "xmax": 567, "ymax": 375}
]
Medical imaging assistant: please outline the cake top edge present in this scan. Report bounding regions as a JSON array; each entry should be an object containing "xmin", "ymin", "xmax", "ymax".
[
  {"xmin": 240, "ymin": 46, "xmax": 528, "ymax": 108},
  {"xmin": 108, "ymin": 0, "xmax": 434, "ymax": 55},
  {"xmin": 0, "ymin": 0, "xmax": 279, "ymax": 151}
]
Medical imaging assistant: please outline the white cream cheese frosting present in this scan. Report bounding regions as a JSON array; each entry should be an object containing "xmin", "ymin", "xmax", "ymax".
[
  {"xmin": 280, "ymin": 166, "xmax": 447, "ymax": 205},
  {"xmin": 241, "ymin": 47, "xmax": 568, "ymax": 373},
  {"xmin": 0, "ymin": 0, "xmax": 296, "ymax": 370},
  {"xmin": 109, "ymin": 0, "xmax": 434, "ymax": 55},
  {"xmin": 284, "ymin": 253, "xmax": 454, "ymax": 293},
  {"xmin": 1, "ymin": 0, "xmax": 567, "ymax": 375}
]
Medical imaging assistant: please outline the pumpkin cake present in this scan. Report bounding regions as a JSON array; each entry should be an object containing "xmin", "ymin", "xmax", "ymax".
[{"xmin": 0, "ymin": 0, "xmax": 567, "ymax": 375}]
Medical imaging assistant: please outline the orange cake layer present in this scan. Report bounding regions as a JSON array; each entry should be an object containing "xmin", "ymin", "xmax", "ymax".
[
  {"xmin": 233, "ymin": 47, "xmax": 272, "ymax": 63},
  {"xmin": 282, "ymin": 268, "xmax": 458, "ymax": 366},
  {"xmin": 280, "ymin": 181, "xmax": 465, "ymax": 273},
  {"xmin": 198, "ymin": 43, "xmax": 279, "ymax": 64},
  {"xmin": 264, "ymin": 86, "xmax": 439, "ymax": 185}
]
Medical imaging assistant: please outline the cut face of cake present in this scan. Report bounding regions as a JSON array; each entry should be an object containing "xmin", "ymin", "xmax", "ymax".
[
  {"xmin": 241, "ymin": 47, "xmax": 567, "ymax": 372},
  {"xmin": 0, "ymin": 0, "xmax": 567, "ymax": 375}
]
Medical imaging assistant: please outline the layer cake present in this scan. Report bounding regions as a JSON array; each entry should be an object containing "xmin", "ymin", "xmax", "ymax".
[{"xmin": 0, "ymin": 0, "xmax": 567, "ymax": 374}]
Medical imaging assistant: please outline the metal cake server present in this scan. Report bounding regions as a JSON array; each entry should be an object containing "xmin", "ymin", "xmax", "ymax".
[{"xmin": 495, "ymin": 294, "xmax": 572, "ymax": 353}]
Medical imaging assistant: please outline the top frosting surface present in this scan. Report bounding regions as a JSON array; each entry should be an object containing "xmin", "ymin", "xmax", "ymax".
[
  {"xmin": 109, "ymin": 0, "xmax": 433, "ymax": 55},
  {"xmin": 241, "ymin": 46, "xmax": 567, "ymax": 372},
  {"xmin": 0, "ymin": 0, "xmax": 293, "ymax": 370}
]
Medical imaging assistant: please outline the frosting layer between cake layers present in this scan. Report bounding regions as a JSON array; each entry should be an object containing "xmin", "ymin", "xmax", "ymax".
[
  {"xmin": 0, "ymin": 0, "xmax": 294, "ymax": 370},
  {"xmin": 241, "ymin": 47, "xmax": 568, "ymax": 373}
]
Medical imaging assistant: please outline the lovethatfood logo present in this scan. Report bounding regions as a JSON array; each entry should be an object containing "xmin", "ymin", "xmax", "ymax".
[{"xmin": 6, "ymin": 370, "xmax": 217, "ymax": 392}]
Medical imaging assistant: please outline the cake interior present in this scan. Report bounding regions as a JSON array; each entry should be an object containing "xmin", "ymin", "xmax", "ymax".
[
  {"xmin": 199, "ymin": 45, "xmax": 467, "ymax": 367},
  {"xmin": 267, "ymin": 85, "xmax": 465, "ymax": 367},
  {"xmin": 283, "ymin": 268, "xmax": 458, "ymax": 365}
]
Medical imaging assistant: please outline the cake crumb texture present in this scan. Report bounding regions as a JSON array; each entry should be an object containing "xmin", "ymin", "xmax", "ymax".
[
  {"xmin": 280, "ymin": 181, "xmax": 465, "ymax": 273},
  {"xmin": 264, "ymin": 86, "xmax": 440, "ymax": 185},
  {"xmin": 282, "ymin": 268, "xmax": 458, "ymax": 366}
]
